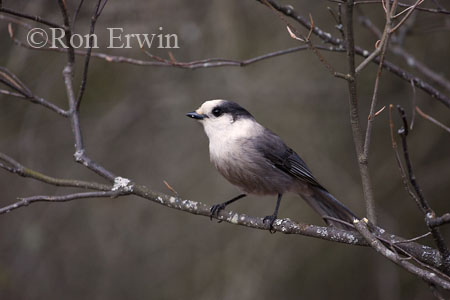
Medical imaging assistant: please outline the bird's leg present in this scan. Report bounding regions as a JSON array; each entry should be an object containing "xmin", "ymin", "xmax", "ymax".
[
  {"xmin": 210, "ymin": 194, "xmax": 247, "ymax": 220},
  {"xmin": 263, "ymin": 193, "xmax": 282, "ymax": 233}
]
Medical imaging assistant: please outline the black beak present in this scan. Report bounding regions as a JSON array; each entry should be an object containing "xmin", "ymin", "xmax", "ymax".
[{"xmin": 186, "ymin": 111, "xmax": 204, "ymax": 120}]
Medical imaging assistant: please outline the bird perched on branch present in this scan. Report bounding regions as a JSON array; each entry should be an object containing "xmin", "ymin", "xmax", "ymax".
[{"xmin": 187, "ymin": 99, "xmax": 357, "ymax": 231}]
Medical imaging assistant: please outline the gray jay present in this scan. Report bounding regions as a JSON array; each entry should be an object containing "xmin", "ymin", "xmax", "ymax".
[{"xmin": 187, "ymin": 99, "xmax": 357, "ymax": 230}]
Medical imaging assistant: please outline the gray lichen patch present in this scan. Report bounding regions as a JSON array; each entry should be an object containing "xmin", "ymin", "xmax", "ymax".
[{"xmin": 112, "ymin": 176, "xmax": 133, "ymax": 192}]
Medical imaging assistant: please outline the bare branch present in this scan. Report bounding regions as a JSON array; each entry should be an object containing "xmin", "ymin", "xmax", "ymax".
[
  {"xmin": 0, "ymin": 7, "xmax": 63, "ymax": 28},
  {"xmin": 57, "ymin": 0, "xmax": 75, "ymax": 64},
  {"xmin": 5, "ymin": 23, "xmax": 344, "ymax": 69},
  {"xmin": 343, "ymin": 0, "xmax": 376, "ymax": 223},
  {"xmin": 57, "ymin": 0, "xmax": 116, "ymax": 182},
  {"xmin": 0, "ymin": 88, "xmax": 23, "ymax": 98},
  {"xmin": 396, "ymin": 105, "xmax": 450, "ymax": 273},
  {"xmin": 0, "ymin": 152, "xmax": 111, "ymax": 191},
  {"xmin": 0, "ymin": 191, "xmax": 126, "ymax": 215},
  {"xmin": 391, "ymin": 46, "xmax": 450, "ymax": 93},
  {"xmin": 141, "ymin": 45, "xmax": 328, "ymax": 68},
  {"xmin": 362, "ymin": 0, "xmax": 395, "ymax": 216},
  {"xmin": 259, "ymin": 0, "xmax": 450, "ymax": 108},
  {"xmin": 72, "ymin": 0, "xmax": 85, "ymax": 29},
  {"xmin": 261, "ymin": 0, "xmax": 343, "ymax": 78},
  {"xmin": 75, "ymin": 0, "xmax": 108, "ymax": 110},
  {"xmin": 388, "ymin": 104, "xmax": 422, "ymax": 206},
  {"xmin": 390, "ymin": 0, "xmax": 425, "ymax": 33},
  {"xmin": 129, "ymin": 183, "xmax": 444, "ymax": 270},
  {"xmin": 0, "ymin": 151, "xmax": 445, "ymax": 272},
  {"xmin": 332, "ymin": 0, "xmax": 450, "ymax": 15},
  {"xmin": 354, "ymin": 219, "xmax": 450, "ymax": 290},
  {"xmin": 2, "ymin": 1, "xmax": 449, "ymax": 294},
  {"xmin": 0, "ymin": 66, "xmax": 32, "ymax": 96},
  {"xmin": 393, "ymin": 232, "xmax": 431, "ymax": 244},
  {"xmin": 429, "ymin": 214, "xmax": 450, "ymax": 228},
  {"xmin": 0, "ymin": 65, "xmax": 69, "ymax": 116},
  {"xmin": 327, "ymin": 4, "xmax": 346, "ymax": 39},
  {"xmin": 416, "ymin": 106, "xmax": 450, "ymax": 134}
]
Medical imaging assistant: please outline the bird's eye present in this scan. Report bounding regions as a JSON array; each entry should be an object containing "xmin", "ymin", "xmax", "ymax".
[{"xmin": 212, "ymin": 107, "xmax": 223, "ymax": 117}]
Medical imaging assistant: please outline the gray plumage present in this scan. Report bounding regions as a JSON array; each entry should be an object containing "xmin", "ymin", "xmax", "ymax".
[{"xmin": 187, "ymin": 99, "xmax": 356, "ymax": 229}]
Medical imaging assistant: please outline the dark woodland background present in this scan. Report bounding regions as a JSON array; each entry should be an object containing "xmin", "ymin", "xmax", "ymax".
[{"xmin": 0, "ymin": 0, "xmax": 449, "ymax": 299}]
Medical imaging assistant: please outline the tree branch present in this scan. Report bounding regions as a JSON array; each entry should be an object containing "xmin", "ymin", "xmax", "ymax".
[
  {"xmin": 429, "ymin": 214, "xmax": 450, "ymax": 228},
  {"xmin": 396, "ymin": 105, "xmax": 450, "ymax": 274},
  {"xmin": 0, "ymin": 151, "xmax": 446, "ymax": 273},
  {"xmin": 75, "ymin": 0, "xmax": 108, "ymax": 110},
  {"xmin": 0, "ymin": 7, "xmax": 63, "ymax": 28},
  {"xmin": 58, "ymin": 0, "xmax": 116, "ymax": 182},
  {"xmin": 332, "ymin": 0, "xmax": 450, "ymax": 15},
  {"xmin": 343, "ymin": 0, "xmax": 377, "ymax": 223},
  {"xmin": 416, "ymin": 106, "xmax": 450, "ymax": 134},
  {"xmin": 354, "ymin": 218, "xmax": 450, "ymax": 290},
  {"xmin": 0, "ymin": 152, "xmax": 111, "ymax": 191},
  {"xmin": 2, "ymin": 1, "xmax": 449, "ymax": 295},
  {"xmin": 259, "ymin": 0, "xmax": 450, "ymax": 108},
  {"xmin": 0, "ymin": 66, "xmax": 69, "ymax": 116},
  {"xmin": 0, "ymin": 191, "xmax": 126, "ymax": 215}
]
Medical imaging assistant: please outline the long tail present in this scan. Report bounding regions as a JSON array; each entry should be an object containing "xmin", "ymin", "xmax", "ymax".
[{"xmin": 299, "ymin": 186, "xmax": 358, "ymax": 230}]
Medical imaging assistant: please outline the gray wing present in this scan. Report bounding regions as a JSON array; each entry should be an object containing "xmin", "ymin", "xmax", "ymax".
[{"xmin": 256, "ymin": 129, "xmax": 325, "ymax": 190}]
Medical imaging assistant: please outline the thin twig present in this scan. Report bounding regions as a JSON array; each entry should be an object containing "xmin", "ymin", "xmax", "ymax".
[
  {"xmin": 368, "ymin": 105, "xmax": 386, "ymax": 120},
  {"xmin": 410, "ymin": 79, "xmax": 416, "ymax": 130},
  {"xmin": 330, "ymin": 0, "xmax": 450, "ymax": 15},
  {"xmin": 391, "ymin": 46, "xmax": 450, "ymax": 94},
  {"xmin": 390, "ymin": 0, "xmax": 425, "ymax": 33},
  {"xmin": 4, "ymin": 16, "xmax": 344, "ymax": 70},
  {"xmin": 416, "ymin": 106, "xmax": 450, "ymax": 134},
  {"xmin": 263, "ymin": 0, "xmax": 340, "ymax": 77},
  {"xmin": 0, "ymin": 152, "xmax": 111, "ymax": 191},
  {"xmin": 393, "ymin": 232, "xmax": 431, "ymax": 244},
  {"xmin": 322, "ymin": 215, "xmax": 356, "ymax": 228},
  {"xmin": 0, "ymin": 63, "xmax": 68, "ymax": 116},
  {"xmin": 0, "ymin": 88, "xmax": 23, "ymax": 97},
  {"xmin": 72, "ymin": 0, "xmax": 85, "ymax": 29},
  {"xmin": 163, "ymin": 180, "xmax": 179, "ymax": 196},
  {"xmin": 0, "ymin": 66, "xmax": 32, "ymax": 96},
  {"xmin": 75, "ymin": 0, "xmax": 108, "ymax": 110},
  {"xmin": 357, "ymin": 3, "xmax": 450, "ymax": 98},
  {"xmin": 259, "ymin": 0, "xmax": 450, "ymax": 108},
  {"xmin": 0, "ymin": 191, "xmax": 126, "ymax": 215},
  {"xmin": 327, "ymin": 4, "xmax": 346, "ymax": 39},
  {"xmin": 0, "ymin": 7, "xmax": 63, "ymax": 28},
  {"xmin": 142, "ymin": 45, "xmax": 323, "ymax": 68},
  {"xmin": 388, "ymin": 104, "xmax": 422, "ymax": 207}
]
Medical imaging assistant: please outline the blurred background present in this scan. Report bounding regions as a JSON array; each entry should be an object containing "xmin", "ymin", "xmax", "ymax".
[{"xmin": 0, "ymin": 0, "xmax": 449, "ymax": 299}]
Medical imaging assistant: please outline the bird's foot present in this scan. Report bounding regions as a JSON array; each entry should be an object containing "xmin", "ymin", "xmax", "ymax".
[
  {"xmin": 263, "ymin": 214, "xmax": 278, "ymax": 233},
  {"xmin": 210, "ymin": 203, "xmax": 227, "ymax": 221}
]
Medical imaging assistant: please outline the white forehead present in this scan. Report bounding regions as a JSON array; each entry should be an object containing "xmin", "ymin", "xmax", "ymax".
[{"xmin": 196, "ymin": 99, "xmax": 225, "ymax": 114}]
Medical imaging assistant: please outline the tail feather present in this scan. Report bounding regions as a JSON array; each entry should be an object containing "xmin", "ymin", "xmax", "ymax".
[{"xmin": 300, "ymin": 187, "xmax": 358, "ymax": 230}]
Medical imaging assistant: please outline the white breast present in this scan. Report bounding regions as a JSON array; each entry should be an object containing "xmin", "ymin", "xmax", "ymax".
[{"xmin": 205, "ymin": 118, "xmax": 263, "ymax": 162}]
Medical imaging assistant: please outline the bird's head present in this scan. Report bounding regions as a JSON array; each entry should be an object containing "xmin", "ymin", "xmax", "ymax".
[{"xmin": 186, "ymin": 99, "xmax": 255, "ymax": 139}]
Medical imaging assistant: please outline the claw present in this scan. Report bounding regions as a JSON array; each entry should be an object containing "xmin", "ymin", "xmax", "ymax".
[
  {"xmin": 263, "ymin": 214, "xmax": 277, "ymax": 233},
  {"xmin": 209, "ymin": 194, "xmax": 247, "ymax": 222},
  {"xmin": 210, "ymin": 203, "xmax": 226, "ymax": 220}
]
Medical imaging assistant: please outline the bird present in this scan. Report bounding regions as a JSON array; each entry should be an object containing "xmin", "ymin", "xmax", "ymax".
[{"xmin": 186, "ymin": 99, "xmax": 357, "ymax": 231}]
